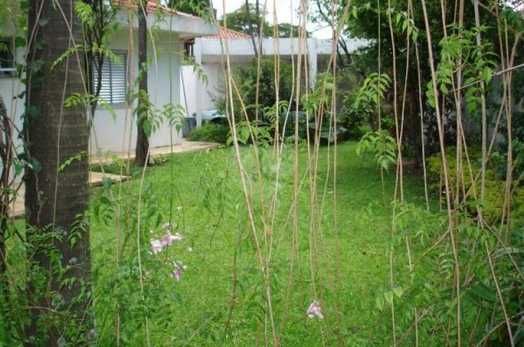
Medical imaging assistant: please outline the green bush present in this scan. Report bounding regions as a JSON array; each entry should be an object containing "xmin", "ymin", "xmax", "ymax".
[
  {"xmin": 340, "ymin": 90, "xmax": 372, "ymax": 138},
  {"xmin": 340, "ymin": 72, "xmax": 393, "ymax": 138},
  {"xmin": 426, "ymin": 150, "xmax": 524, "ymax": 225},
  {"xmin": 186, "ymin": 123, "xmax": 229, "ymax": 144},
  {"xmin": 216, "ymin": 58, "xmax": 295, "ymax": 123},
  {"xmin": 237, "ymin": 58, "xmax": 294, "ymax": 117}
]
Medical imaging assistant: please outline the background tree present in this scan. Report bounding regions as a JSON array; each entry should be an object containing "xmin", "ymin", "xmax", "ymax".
[
  {"xmin": 237, "ymin": 58, "xmax": 294, "ymax": 112},
  {"xmin": 218, "ymin": 58, "xmax": 295, "ymax": 124},
  {"xmin": 78, "ymin": 0, "xmax": 117, "ymax": 123},
  {"xmin": 314, "ymin": 0, "xmax": 506, "ymax": 158},
  {"xmin": 0, "ymin": 95, "xmax": 16, "ymax": 333},
  {"xmin": 135, "ymin": 0, "xmax": 150, "ymax": 166},
  {"xmin": 165, "ymin": 0, "xmax": 211, "ymax": 17},
  {"xmin": 276, "ymin": 23, "xmax": 304, "ymax": 37},
  {"xmin": 0, "ymin": 0, "xmax": 24, "ymax": 313},
  {"xmin": 244, "ymin": 0, "xmax": 259, "ymax": 56},
  {"xmin": 25, "ymin": 0, "xmax": 92, "ymax": 344},
  {"xmin": 221, "ymin": 3, "xmax": 266, "ymax": 34},
  {"xmin": 221, "ymin": 3, "xmax": 306, "ymax": 38}
]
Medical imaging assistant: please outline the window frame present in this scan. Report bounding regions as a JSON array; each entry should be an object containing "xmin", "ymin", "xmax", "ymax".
[
  {"xmin": 0, "ymin": 38, "xmax": 16, "ymax": 78},
  {"xmin": 184, "ymin": 39, "xmax": 195, "ymax": 59},
  {"xmin": 92, "ymin": 50, "xmax": 128, "ymax": 105}
]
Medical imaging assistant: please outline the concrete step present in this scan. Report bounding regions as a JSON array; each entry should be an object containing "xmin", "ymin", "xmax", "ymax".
[
  {"xmin": 9, "ymin": 171, "xmax": 130, "ymax": 218},
  {"xmin": 90, "ymin": 141, "xmax": 221, "ymax": 165}
]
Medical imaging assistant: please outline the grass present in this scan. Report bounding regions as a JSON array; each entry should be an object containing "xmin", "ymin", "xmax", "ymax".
[{"xmin": 89, "ymin": 141, "xmax": 431, "ymax": 346}]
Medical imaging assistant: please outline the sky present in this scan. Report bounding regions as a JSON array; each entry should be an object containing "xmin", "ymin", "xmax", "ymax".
[{"xmin": 210, "ymin": 0, "xmax": 333, "ymax": 38}]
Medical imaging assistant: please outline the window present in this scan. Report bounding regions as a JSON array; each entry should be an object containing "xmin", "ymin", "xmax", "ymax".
[
  {"xmin": 92, "ymin": 51, "xmax": 127, "ymax": 104},
  {"xmin": 0, "ymin": 38, "xmax": 15, "ymax": 78},
  {"xmin": 184, "ymin": 39, "xmax": 194, "ymax": 58}
]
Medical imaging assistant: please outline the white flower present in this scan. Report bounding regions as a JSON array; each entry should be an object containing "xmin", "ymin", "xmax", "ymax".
[
  {"xmin": 171, "ymin": 261, "xmax": 186, "ymax": 282},
  {"xmin": 150, "ymin": 239, "xmax": 163, "ymax": 254},
  {"xmin": 150, "ymin": 232, "xmax": 183, "ymax": 254},
  {"xmin": 306, "ymin": 300, "xmax": 324, "ymax": 320},
  {"xmin": 160, "ymin": 232, "xmax": 183, "ymax": 246}
]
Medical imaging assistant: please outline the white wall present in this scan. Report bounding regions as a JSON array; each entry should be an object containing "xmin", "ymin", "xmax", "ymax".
[
  {"xmin": 0, "ymin": 77, "xmax": 24, "ymax": 132},
  {"xmin": 0, "ymin": 9, "xmax": 215, "ymax": 156},
  {"xmin": 89, "ymin": 30, "xmax": 184, "ymax": 154},
  {"xmin": 180, "ymin": 37, "xmax": 365, "ymax": 121},
  {"xmin": 0, "ymin": 48, "xmax": 25, "ymax": 150},
  {"xmin": 180, "ymin": 62, "xmax": 225, "ymax": 119},
  {"xmin": 197, "ymin": 38, "xmax": 365, "ymax": 62},
  {"xmin": 0, "ymin": 33, "xmax": 186, "ymax": 156}
]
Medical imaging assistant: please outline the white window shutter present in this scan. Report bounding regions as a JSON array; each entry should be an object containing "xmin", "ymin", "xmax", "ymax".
[{"xmin": 92, "ymin": 51, "xmax": 127, "ymax": 104}]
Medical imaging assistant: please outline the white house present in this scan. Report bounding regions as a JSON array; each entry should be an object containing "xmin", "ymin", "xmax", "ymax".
[
  {"xmin": 179, "ymin": 27, "xmax": 369, "ymax": 125},
  {"xmin": 0, "ymin": 1, "xmax": 217, "ymax": 155},
  {"xmin": 1, "ymin": 1, "xmax": 367, "ymax": 156}
]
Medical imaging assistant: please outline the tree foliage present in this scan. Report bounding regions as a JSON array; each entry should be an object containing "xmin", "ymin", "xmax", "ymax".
[
  {"xmin": 223, "ymin": 58, "xmax": 294, "ymax": 122},
  {"xmin": 164, "ymin": 0, "xmax": 211, "ymax": 17},
  {"xmin": 221, "ymin": 3, "xmax": 306, "ymax": 38},
  {"xmin": 316, "ymin": 0, "xmax": 522, "ymax": 154}
]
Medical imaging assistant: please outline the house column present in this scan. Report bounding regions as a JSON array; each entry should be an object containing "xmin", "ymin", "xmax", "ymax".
[
  {"xmin": 308, "ymin": 39, "xmax": 318, "ymax": 89},
  {"xmin": 194, "ymin": 39, "xmax": 203, "ymax": 127}
]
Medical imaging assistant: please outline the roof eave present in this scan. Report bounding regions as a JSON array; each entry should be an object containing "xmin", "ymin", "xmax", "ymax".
[{"xmin": 114, "ymin": 8, "xmax": 218, "ymax": 39}]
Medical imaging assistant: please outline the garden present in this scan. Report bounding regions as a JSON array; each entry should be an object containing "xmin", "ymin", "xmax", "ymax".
[
  {"xmin": 88, "ymin": 143, "xmax": 430, "ymax": 345},
  {"xmin": 0, "ymin": 0, "xmax": 524, "ymax": 346}
]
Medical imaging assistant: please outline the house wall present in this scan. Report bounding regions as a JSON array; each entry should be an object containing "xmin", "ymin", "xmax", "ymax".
[
  {"xmin": 179, "ymin": 37, "xmax": 360, "ymax": 121},
  {"xmin": 0, "ymin": 30, "xmax": 186, "ymax": 157},
  {"xmin": 91, "ymin": 30, "xmax": 184, "ymax": 154},
  {"xmin": 87, "ymin": 6, "xmax": 217, "ymax": 153},
  {"xmin": 0, "ymin": 48, "xmax": 25, "ymax": 149},
  {"xmin": 180, "ymin": 62, "xmax": 226, "ymax": 120},
  {"xmin": 0, "ymin": 77, "xmax": 24, "ymax": 138}
]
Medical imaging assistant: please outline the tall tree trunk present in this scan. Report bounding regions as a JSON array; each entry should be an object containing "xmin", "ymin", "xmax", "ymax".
[
  {"xmin": 0, "ymin": 95, "xmax": 12, "ymax": 341},
  {"xmin": 244, "ymin": 0, "xmax": 259, "ymax": 57},
  {"xmin": 82, "ymin": 0, "xmax": 115, "ymax": 129},
  {"xmin": 0, "ymin": 96, "xmax": 9, "ymax": 280},
  {"xmin": 255, "ymin": 0, "xmax": 260, "ymax": 38},
  {"xmin": 135, "ymin": 1, "xmax": 150, "ymax": 166},
  {"xmin": 25, "ymin": 0, "xmax": 92, "ymax": 345}
]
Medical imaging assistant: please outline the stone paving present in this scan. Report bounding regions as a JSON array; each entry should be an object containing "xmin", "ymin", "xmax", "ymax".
[
  {"xmin": 10, "ymin": 141, "xmax": 220, "ymax": 218},
  {"xmin": 91, "ymin": 140, "xmax": 220, "ymax": 164},
  {"xmin": 9, "ymin": 172, "xmax": 130, "ymax": 218}
]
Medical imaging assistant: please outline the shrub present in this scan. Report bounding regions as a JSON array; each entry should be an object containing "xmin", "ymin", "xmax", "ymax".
[
  {"xmin": 340, "ymin": 72, "xmax": 392, "ymax": 137},
  {"xmin": 187, "ymin": 123, "xmax": 229, "ymax": 144},
  {"xmin": 340, "ymin": 93, "xmax": 368, "ymax": 137},
  {"xmin": 426, "ymin": 150, "xmax": 524, "ymax": 225},
  {"xmin": 236, "ymin": 58, "xmax": 294, "ymax": 117},
  {"xmin": 356, "ymin": 130, "xmax": 397, "ymax": 170},
  {"xmin": 215, "ymin": 58, "xmax": 296, "ymax": 123}
]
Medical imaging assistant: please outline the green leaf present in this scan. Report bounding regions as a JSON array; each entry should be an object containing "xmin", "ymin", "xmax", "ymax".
[
  {"xmin": 392, "ymin": 286, "xmax": 403, "ymax": 298},
  {"xmin": 384, "ymin": 291, "xmax": 394, "ymax": 305},
  {"xmin": 375, "ymin": 296, "xmax": 384, "ymax": 310},
  {"xmin": 468, "ymin": 283, "xmax": 496, "ymax": 303}
]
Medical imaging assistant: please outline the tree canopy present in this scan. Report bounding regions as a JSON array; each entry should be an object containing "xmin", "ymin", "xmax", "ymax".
[
  {"xmin": 164, "ymin": 0, "xmax": 211, "ymax": 17},
  {"xmin": 221, "ymin": 3, "xmax": 307, "ymax": 38},
  {"xmin": 315, "ymin": 0, "xmax": 524, "ymax": 156}
]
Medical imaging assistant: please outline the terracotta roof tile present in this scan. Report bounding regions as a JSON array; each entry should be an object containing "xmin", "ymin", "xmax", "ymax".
[
  {"xmin": 113, "ymin": 0, "xmax": 200, "ymax": 19},
  {"xmin": 203, "ymin": 27, "xmax": 251, "ymax": 40}
]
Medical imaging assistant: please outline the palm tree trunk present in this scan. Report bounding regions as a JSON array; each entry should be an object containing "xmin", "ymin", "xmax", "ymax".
[
  {"xmin": 135, "ymin": 1, "xmax": 150, "ymax": 166},
  {"xmin": 25, "ymin": 0, "xmax": 92, "ymax": 344}
]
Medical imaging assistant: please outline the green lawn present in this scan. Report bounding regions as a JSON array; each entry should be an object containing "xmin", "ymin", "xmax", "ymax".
[{"xmin": 90, "ymin": 141, "xmax": 430, "ymax": 346}]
